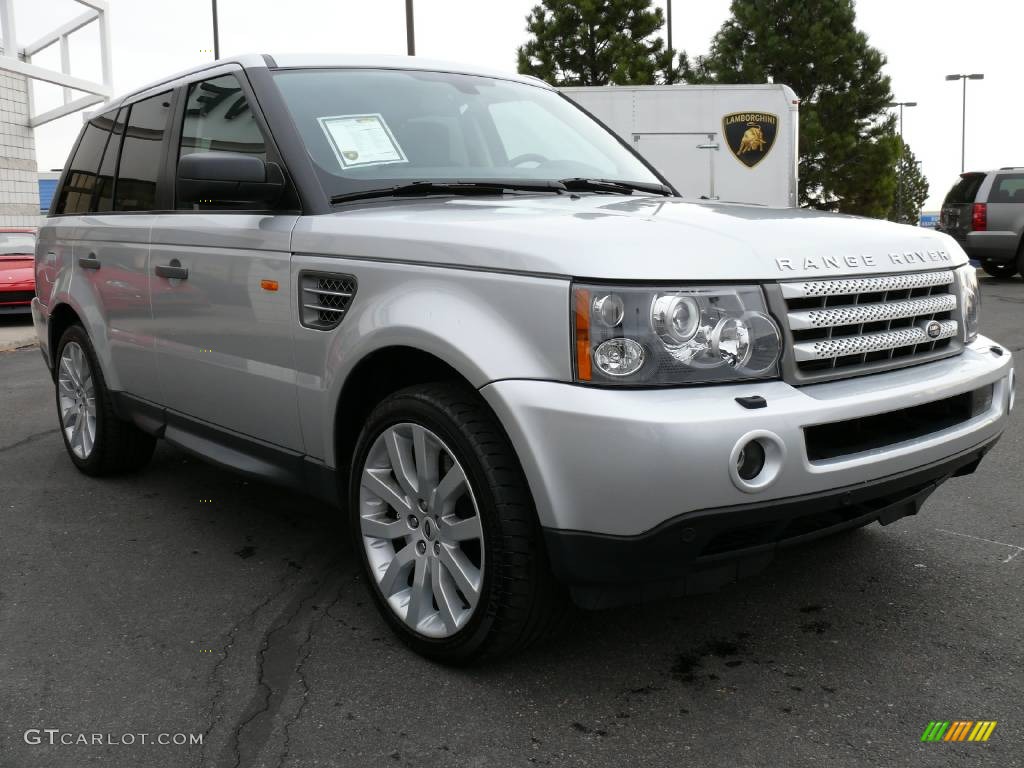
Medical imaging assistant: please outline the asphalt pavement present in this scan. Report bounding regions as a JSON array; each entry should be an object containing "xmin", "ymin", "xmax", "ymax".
[{"xmin": 0, "ymin": 276, "xmax": 1021, "ymax": 768}]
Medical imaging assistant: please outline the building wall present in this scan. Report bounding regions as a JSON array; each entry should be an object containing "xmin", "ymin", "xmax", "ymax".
[{"xmin": 0, "ymin": 68, "xmax": 41, "ymax": 227}]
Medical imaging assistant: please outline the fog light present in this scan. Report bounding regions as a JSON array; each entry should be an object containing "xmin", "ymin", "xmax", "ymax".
[
  {"xmin": 736, "ymin": 440, "xmax": 766, "ymax": 480},
  {"xmin": 593, "ymin": 338, "xmax": 645, "ymax": 377}
]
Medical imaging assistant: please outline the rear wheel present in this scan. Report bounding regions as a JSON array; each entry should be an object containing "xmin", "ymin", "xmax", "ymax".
[
  {"xmin": 54, "ymin": 324, "xmax": 156, "ymax": 475},
  {"xmin": 981, "ymin": 261, "xmax": 1017, "ymax": 279},
  {"xmin": 349, "ymin": 382, "xmax": 567, "ymax": 664}
]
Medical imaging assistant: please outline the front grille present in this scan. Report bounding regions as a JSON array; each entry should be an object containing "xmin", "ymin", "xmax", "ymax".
[
  {"xmin": 299, "ymin": 271, "xmax": 357, "ymax": 330},
  {"xmin": 777, "ymin": 270, "xmax": 961, "ymax": 380},
  {"xmin": 0, "ymin": 290, "xmax": 34, "ymax": 304}
]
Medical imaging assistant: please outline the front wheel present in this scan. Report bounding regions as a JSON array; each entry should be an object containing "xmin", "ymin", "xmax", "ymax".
[{"xmin": 349, "ymin": 382, "xmax": 567, "ymax": 664}]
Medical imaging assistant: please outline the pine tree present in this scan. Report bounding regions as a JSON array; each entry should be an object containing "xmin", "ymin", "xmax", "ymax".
[
  {"xmin": 516, "ymin": 0, "xmax": 680, "ymax": 86},
  {"xmin": 693, "ymin": 0, "xmax": 900, "ymax": 217},
  {"xmin": 889, "ymin": 139, "xmax": 929, "ymax": 225}
]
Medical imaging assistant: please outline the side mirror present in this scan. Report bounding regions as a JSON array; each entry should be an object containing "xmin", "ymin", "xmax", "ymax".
[{"xmin": 176, "ymin": 151, "xmax": 284, "ymax": 205}]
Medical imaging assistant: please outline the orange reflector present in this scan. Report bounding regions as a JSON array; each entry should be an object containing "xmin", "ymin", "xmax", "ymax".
[
  {"xmin": 260, "ymin": 279, "xmax": 279, "ymax": 292},
  {"xmin": 574, "ymin": 288, "xmax": 592, "ymax": 381}
]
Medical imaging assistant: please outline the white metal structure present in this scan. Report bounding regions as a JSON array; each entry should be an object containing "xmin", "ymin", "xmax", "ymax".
[
  {"xmin": 0, "ymin": 0, "xmax": 112, "ymax": 126},
  {"xmin": 563, "ymin": 84, "xmax": 800, "ymax": 208}
]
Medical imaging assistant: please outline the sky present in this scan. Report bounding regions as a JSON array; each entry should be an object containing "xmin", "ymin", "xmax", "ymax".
[{"xmin": 10, "ymin": 0, "xmax": 1024, "ymax": 209}]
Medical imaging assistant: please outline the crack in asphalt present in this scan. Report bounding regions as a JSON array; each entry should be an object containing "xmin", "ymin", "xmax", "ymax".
[
  {"xmin": 275, "ymin": 587, "xmax": 346, "ymax": 768},
  {"xmin": 197, "ymin": 550, "xmax": 320, "ymax": 768},
  {"xmin": 0, "ymin": 428, "xmax": 59, "ymax": 454},
  {"xmin": 215, "ymin": 563, "xmax": 342, "ymax": 768}
]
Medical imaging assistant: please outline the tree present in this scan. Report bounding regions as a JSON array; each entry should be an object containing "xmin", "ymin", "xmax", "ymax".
[
  {"xmin": 889, "ymin": 140, "xmax": 929, "ymax": 225},
  {"xmin": 516, "ymin": 0, "xmax": 681, "ymax": 86},
  {"xmin": 693, "ymin": 0, "xmax": 900, "ymax": 217}
]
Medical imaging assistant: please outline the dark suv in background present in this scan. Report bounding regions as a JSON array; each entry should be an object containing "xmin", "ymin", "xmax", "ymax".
[{"xmin": 939, "ymin": 168, "xmax": 1024, "ymax": 278}]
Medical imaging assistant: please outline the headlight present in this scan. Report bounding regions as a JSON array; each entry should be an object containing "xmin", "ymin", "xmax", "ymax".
[
  {"xmin": 955, "ymin": 263, "xmax": 980, "ymax": 343},
  {"xmin": 573, "ymin": 283, "xmax": 782, "ymax": 385}
]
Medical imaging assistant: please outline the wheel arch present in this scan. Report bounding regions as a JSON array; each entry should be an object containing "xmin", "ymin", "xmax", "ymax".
[
  {"xmin": 333, "ymin": 345, "xmax": 471, "ymax": 497},
  {"xmin": 47, "ymin": 302, "xmax": 86, "ymax": 376}
]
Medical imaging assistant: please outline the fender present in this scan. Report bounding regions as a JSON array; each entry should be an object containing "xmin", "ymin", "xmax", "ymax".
[{"xmin": 289, "ymin": 254, "xmax": 573, "ymax": 466}]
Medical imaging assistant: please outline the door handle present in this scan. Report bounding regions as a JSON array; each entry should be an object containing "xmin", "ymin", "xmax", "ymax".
[
  {"xmin": 155, "ymin": 259, "xmax": 189, "ymax": 280},
  {"xmin": 78, "ymin": 253, "xmax": 101, "ymax": 270}
]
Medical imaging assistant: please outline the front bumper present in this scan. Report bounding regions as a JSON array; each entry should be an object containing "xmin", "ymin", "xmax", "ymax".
[
  {"xmin": 481, "ymin": 336, "xmax": 1012, "ymax": 596},
  {"xmin": 542, "ymin": 439, "xmax": 997, "ymax": 608}
]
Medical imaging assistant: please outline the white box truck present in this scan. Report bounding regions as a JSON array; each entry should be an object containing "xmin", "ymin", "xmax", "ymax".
[{"xmin": 562, "ymin": 84, "xmax": 800, "ymax": 207}]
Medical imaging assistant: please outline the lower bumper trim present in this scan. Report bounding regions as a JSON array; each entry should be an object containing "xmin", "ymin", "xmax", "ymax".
[{"xmin": 543, "ymin": 436, "xmax": 1000, "ymax": 609}]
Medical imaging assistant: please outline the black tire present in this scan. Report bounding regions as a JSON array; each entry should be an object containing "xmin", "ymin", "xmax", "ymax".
[
  {"xmin": 348, "ymin": 381, "xmax": 568, "ymax": 664},
  {"xmin": 1016, "ymin": 239, "xmax": 1024, "ymax": 277},
  {"xmin": 54, "ymin": 324, "xmax": 156, "ymax": 476},
  {"xmin": 981, "ymin": 261, "xmax": 1017, "ymax": 279}
]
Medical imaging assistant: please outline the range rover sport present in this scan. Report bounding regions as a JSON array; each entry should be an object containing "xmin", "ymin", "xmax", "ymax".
[{"xmin": 33, "ymin": 54, "xmax": 1013, "ymax": 663}]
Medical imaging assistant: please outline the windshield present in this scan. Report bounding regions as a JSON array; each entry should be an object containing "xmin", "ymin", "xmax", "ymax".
[
  {"xmin": 0, "ymin": 233, "xmax": 34, "ymax": 257},
  {"xmin": 271, "ymin": 68, "xmax": 663, "ymax": 201}
]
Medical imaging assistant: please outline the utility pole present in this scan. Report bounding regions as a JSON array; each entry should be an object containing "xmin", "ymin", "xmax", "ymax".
[
  {"xmin": 211, "ymin": 0, "xmax": 220, "ymax": 60},
  {"xmin": 888, "ymin": 100, "xmax": 917, "ymax": 223},
  {"xmin": 405, "ymin": 0, "xmax": 415, "ymax": 56},
  {"xmin": 945, "ymin": 73, "xmax": 984, "ymax": 173},
  {"xmin": 667, "ymin": 0, "xmax": 672, "ymax": 55}
]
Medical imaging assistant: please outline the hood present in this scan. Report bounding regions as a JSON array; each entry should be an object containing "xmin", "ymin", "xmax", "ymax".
[
  {"xmin": 0, "ymin": 258, "xmax": 34, "ymax": 289},
  {"xmin": 292, "ymin": 195, "xmax": 967, "ymax": 281}
]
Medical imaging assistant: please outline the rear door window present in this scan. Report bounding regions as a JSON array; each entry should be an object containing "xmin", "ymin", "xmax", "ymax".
[
  {"xmin": 115, "ymin": 92, "xmax": 172, "ymax": 212},
  {"xmin": 53, "ymin": 114, "xmax": 114, "ymax": 215},
  {"xmin": 987, "ymin": 173, "xmax": 1024, "ymax": 203},
  {"xmin": 94, "ymin": 107, "xmax": 127, "ymax": 213},
  {"xmin": 942, "ymin": 173, "xmax": 985, "ymax": 206}
]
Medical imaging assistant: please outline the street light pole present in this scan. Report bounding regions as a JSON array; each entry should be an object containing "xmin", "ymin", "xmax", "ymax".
[
  {"xmin": 211, "ymin": 0, "xmax": 220, "ymax": 60},
  {"xmin": 405, "ymin": 0, "xmax": 415, "ymax": 56},
  {"xmin": 888, "ymin": 100, "xmax": 917, "ymax": 223},
  {"xmin": 945, "ymin": 73, "xmax": 984, "ymax": 173}
]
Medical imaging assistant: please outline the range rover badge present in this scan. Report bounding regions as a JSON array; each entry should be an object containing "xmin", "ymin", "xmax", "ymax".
[{"xmin": 925, "ymin": 320, "xmax": 942, "ymax": 339}]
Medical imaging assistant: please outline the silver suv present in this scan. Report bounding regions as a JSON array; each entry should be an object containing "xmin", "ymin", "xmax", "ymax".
[
  {"xmin": 33, "ymin": 55, "xmax": 1012, "ymax": 663},
  {"xmin": 939, "ymin": 168, "xmax": 1024, "ymax": 278}
]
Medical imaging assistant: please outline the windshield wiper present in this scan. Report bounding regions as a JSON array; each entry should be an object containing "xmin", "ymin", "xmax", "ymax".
[
  {"xmin": 330, "ymin": 180, "xmax": 567, "ymax": 205},
  {"xmin": 559, "ymin": 177, "xmax": 674, "ymax": 196}
]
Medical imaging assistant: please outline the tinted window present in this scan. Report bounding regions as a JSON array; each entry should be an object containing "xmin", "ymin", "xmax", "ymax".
[
  {"xmin": 177, "ymin": 74, "xmax": 267, "ymax": 208},
  {"xmin": 95, "ymin": 107, "xmax": 127, "ymax": 213},
  {"xmin": 115, "ymin": 93, "xmax": 171, "ymax": 211},
  {"xmin": 988, "ymin": 173, "xmax": 1024, "ymax": 203},
  {"xmin": 53, "ymin": 114, "xmax": 114, "ymax": 215},
  {"xmin": 180, "ymin": 74, "xmax": 266, "ymax": 159},
  {"xmin": 943, "ymin": 173, "xmax": 985, "ymax": 206}
]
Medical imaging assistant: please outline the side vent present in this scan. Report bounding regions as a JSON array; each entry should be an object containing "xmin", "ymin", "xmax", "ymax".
[{"xmin": 299, "ymin": 271, "xmax": 357, "ymax": 331}]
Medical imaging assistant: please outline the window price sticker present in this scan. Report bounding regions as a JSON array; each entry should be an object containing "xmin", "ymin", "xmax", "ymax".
[{"xmin": 318, "ymin": 113, "xmax": 408, "ymax": 169}]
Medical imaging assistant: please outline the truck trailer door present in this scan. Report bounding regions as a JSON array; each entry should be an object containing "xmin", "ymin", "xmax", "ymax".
[{"xmin": 631, "ymin": 131, "xmax": 718, "ymax": 200}]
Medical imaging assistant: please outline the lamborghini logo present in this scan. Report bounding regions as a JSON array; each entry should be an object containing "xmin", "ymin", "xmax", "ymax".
[{"xmin": 723, "ymin": 112, "xmax": 778, "ymax": 168}]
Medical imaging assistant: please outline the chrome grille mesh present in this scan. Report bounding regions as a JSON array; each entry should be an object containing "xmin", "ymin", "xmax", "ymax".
[
  {"xmin": 781, "ymin": 269, "xmax": 960, "ymax": 376},
  {"xmin": 299, "ymin": 272, "xmax": 357, "ymax": 330}
]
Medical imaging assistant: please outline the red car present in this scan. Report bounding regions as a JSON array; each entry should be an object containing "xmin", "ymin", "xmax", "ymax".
[{"xmin": 0, "ymin": 227, "xmax": 36, "ymax": 314}]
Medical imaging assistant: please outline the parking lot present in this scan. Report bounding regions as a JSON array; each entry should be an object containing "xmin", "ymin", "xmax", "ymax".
[{"xmin": 0, "ymin": 274, "xmax": 1021, "ymax": 768}]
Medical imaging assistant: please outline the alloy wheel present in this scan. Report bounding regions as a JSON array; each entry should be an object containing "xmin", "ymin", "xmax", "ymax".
[
  {"xmin": 359, "ymin": 422, "xmax": 485, "ymax": 638},
  {"xmin": 57, "ymin": 341, "xmax": 97, "ymax": 460}
]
